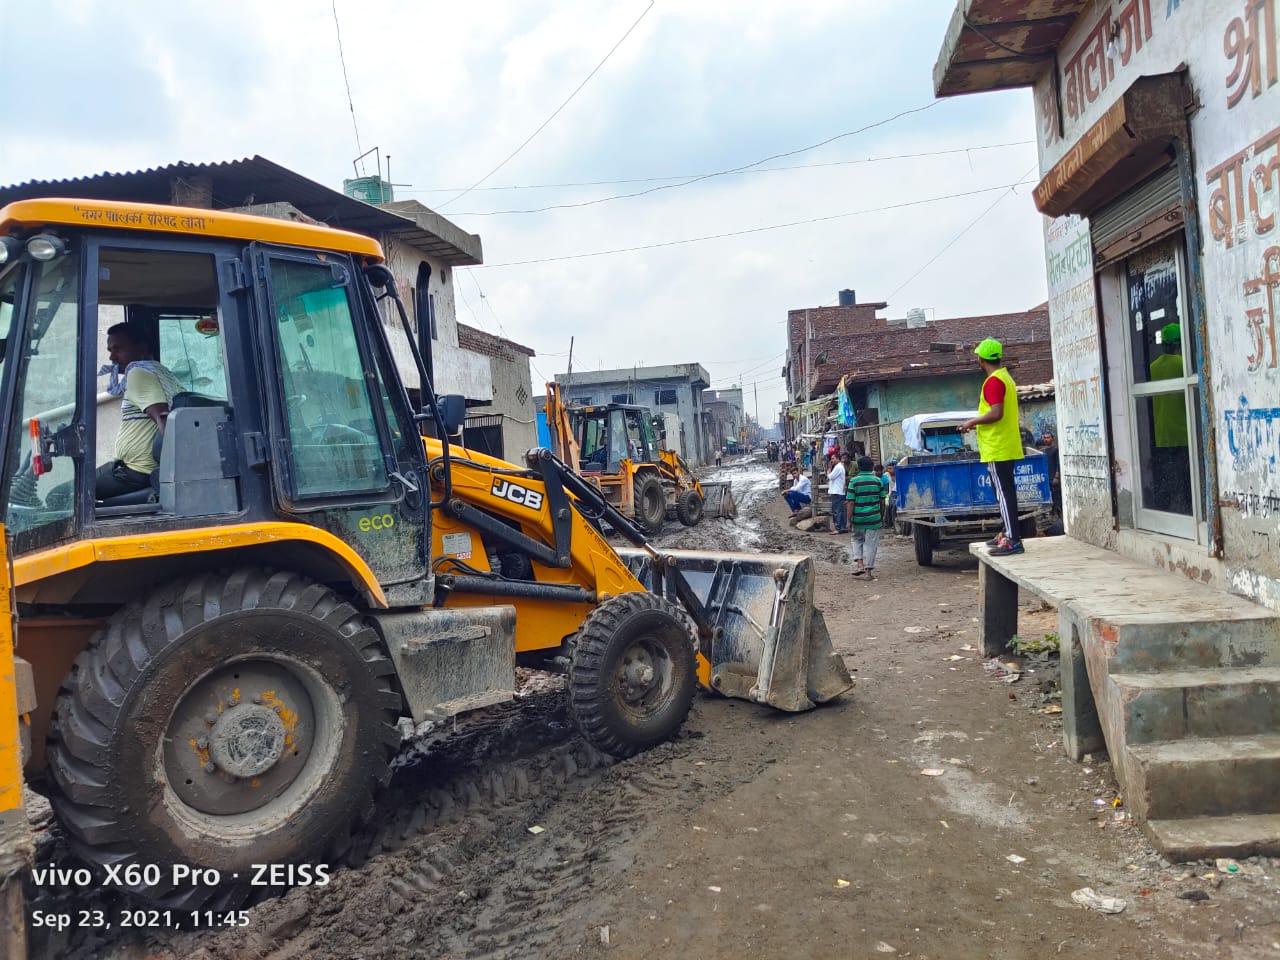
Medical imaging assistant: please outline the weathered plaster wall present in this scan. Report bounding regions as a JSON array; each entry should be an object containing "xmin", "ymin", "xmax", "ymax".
[
  {"xmin": 485, "ymin": 355, "xmax": 537, "ymax": 464},
  {"xmin": 1032, "ymin": 0, "xmax": 1280, "ymax": 608},
  {"xmin": 381, "ymin": 239, "xmax": 491, "ymax": 402}
]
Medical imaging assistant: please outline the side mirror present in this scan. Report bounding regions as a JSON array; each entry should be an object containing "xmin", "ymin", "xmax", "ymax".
[{"xmin": 439, "ymin": 394, "xmax": 465, "ymax": 436}]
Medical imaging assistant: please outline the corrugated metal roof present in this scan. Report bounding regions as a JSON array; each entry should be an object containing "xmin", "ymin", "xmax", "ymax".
[{"xmin": 0, "ymin": 156, "xmax": 482, "ymax": 266}]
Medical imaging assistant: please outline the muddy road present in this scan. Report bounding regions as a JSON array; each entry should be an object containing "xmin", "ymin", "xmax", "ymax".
[{"xmin": 29, "ymin": 456, "xmax": 1280, "ymax": 960}]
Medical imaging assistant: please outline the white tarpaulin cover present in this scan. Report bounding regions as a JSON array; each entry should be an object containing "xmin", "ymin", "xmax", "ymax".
[{"xmin": 901, "ymin": 411, "xmax": 978, "ymax": 452}]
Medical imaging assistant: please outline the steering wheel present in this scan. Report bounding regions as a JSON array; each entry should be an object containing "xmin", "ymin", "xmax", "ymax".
[{"xmin": 311, "ymin": 422, "xmax": 373, "ymax": 444}]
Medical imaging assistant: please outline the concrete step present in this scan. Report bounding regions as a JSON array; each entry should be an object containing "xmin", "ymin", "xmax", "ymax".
[
  {"xmin": 1145, "ymin": 813, "xmax": 1280, "ymax": 861},
  {"xmin": 1112, "ymin": 667, "xmax": 1280, "ymax": 744},
  {"xmin": 1128, "ymin": 735, "xmax": 1280, "ymax": 821},
  {"xmin": 1098, "ymin": 616, "xmax": 1280, "ymax": 673}
]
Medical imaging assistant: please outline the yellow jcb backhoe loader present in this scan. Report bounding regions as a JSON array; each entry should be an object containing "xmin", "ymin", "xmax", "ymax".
[
  {"xmin": 0, "ymin": 198, "xmax": 849, "ymax": 911},
  {"xmin": 544, "ymin": 383, "xmax": 736, "ymax": 534}
]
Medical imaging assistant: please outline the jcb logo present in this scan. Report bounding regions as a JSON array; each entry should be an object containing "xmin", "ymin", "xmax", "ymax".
[
  {"xmin": 492, "ymin": 479, "xmax": 544, "ymax": 512},
  {"xmin": 359, "ymin": 514, "xmax": 395, "ymax": 532}
]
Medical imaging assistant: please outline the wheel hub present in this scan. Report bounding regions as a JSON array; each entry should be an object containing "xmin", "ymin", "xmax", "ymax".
[
  {"xmin": 164, "ymin": 659, "xmax": 318, "ymax": 817},
  {"xmin": 618, "ymin": 644, "xmax": 666, "ymax": 704},
  {"xmin": 208, "ymin": 704, "xmax": 287, "ymax": 778}
]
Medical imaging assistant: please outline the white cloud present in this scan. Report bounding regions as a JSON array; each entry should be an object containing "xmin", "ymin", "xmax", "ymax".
[{"xmin": 0, "ymin": 1, "xmax": 1049, "ymax": 420}]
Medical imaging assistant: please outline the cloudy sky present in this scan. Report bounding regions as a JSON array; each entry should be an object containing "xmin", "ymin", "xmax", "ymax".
[{"xmin": 0, "ymin": 1, "xmax": 1046, "ymax": 421}]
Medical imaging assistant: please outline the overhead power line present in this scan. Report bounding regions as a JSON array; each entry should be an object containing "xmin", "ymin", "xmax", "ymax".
[
  {"xmin": 448, "ymin": 100, "xmax": 944, "ymax": 217},
  {"xmin": 399, "ymin": 141, "xmax": 1034, "ymax": 197},
  {"xmin": 887, "ymin": 164, "xmax": 1039, "ymax": 300},
  {"xmin": 437, "ymin": 1, "xmax": 656, "ymax": 211},
  {"xmin": 331, "ymin": 1, "xmax": 364, "ymax": 167},
  {"xmin": 470, "ymin": 180, "xmax": 1036, "ymax": 269}
]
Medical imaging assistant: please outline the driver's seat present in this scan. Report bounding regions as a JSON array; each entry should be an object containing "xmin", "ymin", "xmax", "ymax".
[{"xmin": 95, "ymin": 392, "xmax": 225, "ymax": 511}]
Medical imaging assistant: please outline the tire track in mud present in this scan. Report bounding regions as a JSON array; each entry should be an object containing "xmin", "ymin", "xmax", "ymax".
[
  {"xmin": 152, "ymin": 706, "xmax": 775, "ymax": 960},
  {"xmin": 34, "ymin": 686, "xmax": 781, "ymax": 960}
]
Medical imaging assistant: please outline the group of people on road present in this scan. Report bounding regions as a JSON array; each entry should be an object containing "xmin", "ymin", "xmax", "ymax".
[{"xmin": 781, "ymin": 335, "xmax": 1033, "ymax": 574}]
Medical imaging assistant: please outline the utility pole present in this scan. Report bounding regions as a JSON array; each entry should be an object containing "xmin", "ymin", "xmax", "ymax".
[{"xmin": 566, "ymin": 336, "xmax": 574, "ymax": 391}]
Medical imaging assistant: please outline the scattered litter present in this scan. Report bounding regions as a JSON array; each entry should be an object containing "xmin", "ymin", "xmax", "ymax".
[
  {"xmin": 874, "ymin": 943, "xmax": 897, "ymax": 954},
  {"xmin": 1044, "ymin": 705, "xmax": 1063, "ymax": 715},
  {"xmin": 1178, "ymin": 890, "xmax": 1211, "ymax": 902},
  {"xmin": 1006, "ymin": 854, "xmax": 1026, "ymax": 864},
  {"xmin": 939, "ymin": 820, "xmax": 949, "ymax": 829},
  {"xmin": 1112, "ymin": 796, "xmax": 1123, "ymax": 808},
  {"xmin": 1071, "ymin": 887, "xmax": 1127, "ymax": 913},
  {"xmin": 1215, "ymin": 858, "xmax": 1241, "ymax": 874},
  {"xmin": 1092, "ymin": 798, "xmax": 1108, "ymax": 807},
  {"xmin": 904, "ymin": 626, "xmax": 927, "ymax": 634},
  {"xmin": 945, "ymin": 757, "xmax": 968, "ymax": 767},
  {"xmin": 920, "ymin": 768, "xmax": 946, "ymax": 777},
  {"xmin": 527, "ymin": 825, "xmax": 545, "ymax": 835},
  {"xmin": 983, "ymin": 657, "xmax": 1021, "ymax": 682},
  {"xmin": 944, "ymin": 655, "xmax": 966, "ymax": 661},
  {"xmin": 600, "ymin": 926, "xmax": 610, "ymax": 946},
  {"xmin": 692, "ymin": 825, "xmax": 705, "ymax": 831},
  {"xmin": 835, "ymin": 878, "xmax": 851, "ymax": 888},
  {"xmin": 708, "ymin": 885, "xmax": 721, "ymax": 894},
  {"xmin": 960, "ymin": 644, "xmax": 977, "ymax": 652}
]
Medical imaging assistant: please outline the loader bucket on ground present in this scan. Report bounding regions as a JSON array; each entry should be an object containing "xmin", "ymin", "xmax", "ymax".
[
  {"xmin": 616, "ymin": 548, "xmax": 852, "ymax": 711},
  {"xmin": 699, "ymin": 481, "xmax": 737, "ymax": 520}
]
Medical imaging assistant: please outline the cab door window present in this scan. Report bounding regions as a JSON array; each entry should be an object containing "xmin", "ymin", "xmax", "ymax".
[
  {"xmin": 4, "ymin": 255, "xmax": 80, "ymax": 545},
  {"xmin": 267, "ymin": 258, "xmax": 388, "ymax": 498}
]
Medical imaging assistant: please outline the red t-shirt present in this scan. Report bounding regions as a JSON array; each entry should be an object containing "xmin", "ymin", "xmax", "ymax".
[{"xmin": 982, "ymin": 375, "xmax": 1006, "ymax": 405}]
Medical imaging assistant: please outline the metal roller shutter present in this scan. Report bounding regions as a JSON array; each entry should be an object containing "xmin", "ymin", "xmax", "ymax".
[{"xmin": 1089, "ymin": 165, "xmax": 1183, "ymax": 270}]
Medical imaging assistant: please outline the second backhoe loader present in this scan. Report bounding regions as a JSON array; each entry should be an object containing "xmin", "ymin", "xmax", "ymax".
[
  {"xmin": 0, "ymin": 198, "xmax": 850, "ymax": 910},
  {"xmin": 543, "ymin": 383, "xmax": 736, "ymax": 534}
]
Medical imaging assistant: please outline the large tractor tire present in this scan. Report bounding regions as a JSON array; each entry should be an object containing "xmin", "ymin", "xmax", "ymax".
[
  {"xmin": 633, "ymin": 473, "xmax": 666, "ymax": 535},
  {"xmin": 45, "ymin": 569, "xmax": 402, "ymax": 907},
  {"xmin": 912, "ymin": 523, "xmax": 935, "ymax": 566},
  {"xmin": 569, "ymin": 593, "xmax": 696, "ymax": 758},
  {"xmin": 676, "ymin": 488, "xmax": 704, "ymax": 526}
]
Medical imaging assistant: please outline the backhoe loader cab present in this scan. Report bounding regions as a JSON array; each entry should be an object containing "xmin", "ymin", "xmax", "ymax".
[
  {"xmin": 549, "ymin": 393, "xmax": 736, "ymax": 534},
  {"xmin": 0, "ymin": 199, "xmax": 847, "ymax": 908}
]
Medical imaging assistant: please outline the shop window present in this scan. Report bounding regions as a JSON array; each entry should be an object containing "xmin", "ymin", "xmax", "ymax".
[{"xmin": 1120, "ymin": 236, "xmax": 1201, "ymax": 539}]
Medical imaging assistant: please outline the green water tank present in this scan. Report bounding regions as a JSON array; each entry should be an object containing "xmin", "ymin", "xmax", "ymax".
[{"xmin": 342, "ymin": 176, "xmax": 394, "ymax": 204}]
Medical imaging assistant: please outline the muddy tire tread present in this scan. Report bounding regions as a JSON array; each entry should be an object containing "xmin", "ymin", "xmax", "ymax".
[
  {"xmin": 45, "ymin": 568, "xmax": 402, "ymax": 906},
  {"xmin": 568, "ymin": 592, "xmax": 695, "ymax": 759}
]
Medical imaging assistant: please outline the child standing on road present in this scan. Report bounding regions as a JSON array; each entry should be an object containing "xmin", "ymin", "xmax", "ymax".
[{"xmin": 846, "ymin": 456, "xmax": 883, "ymax": 579}]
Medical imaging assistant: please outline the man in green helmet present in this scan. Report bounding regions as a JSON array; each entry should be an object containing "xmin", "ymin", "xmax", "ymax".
[
  {"xmin": 1150, "ymin": 322, "xmax": 1191, "ymax": 513},
  {"xmin": 961, "ymin": 338, "xmax": 1024, "ymax": 555}
]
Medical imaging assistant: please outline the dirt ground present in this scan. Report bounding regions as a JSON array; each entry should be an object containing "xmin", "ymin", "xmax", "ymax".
[{"xmin": 30, "ymin": 456, "xmax": 1280, "ymax": 960}]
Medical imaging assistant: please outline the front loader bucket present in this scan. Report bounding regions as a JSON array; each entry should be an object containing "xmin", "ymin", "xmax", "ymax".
[
  {"xmin": 699, "ymin": 481, "xmax": 737, "ymax": 520},
  {"xmin": 616, "ymin": 548, "xmax": 852, "ymax": 711}
]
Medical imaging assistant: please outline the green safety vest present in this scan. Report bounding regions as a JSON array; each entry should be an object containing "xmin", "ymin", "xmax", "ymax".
[
  {"xmin": 976, "ymin": 367, "xmax": 1022, "ymax": 463},
  {"xmin": 1150, "ymin": 351, "xmax": 1188, "ymax": 448}
]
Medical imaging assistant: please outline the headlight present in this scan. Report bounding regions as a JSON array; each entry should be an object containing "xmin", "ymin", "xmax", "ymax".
[
  {"xmin": 27, "ymin": 234, "xmax": 68, "ymax": 261},
  {"xmin": 0, "ymin": 235, "xmax": 21, "ymax": 264}
]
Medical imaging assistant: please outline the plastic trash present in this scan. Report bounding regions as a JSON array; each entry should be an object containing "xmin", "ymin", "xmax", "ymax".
[
  {"xmin": 1215, "ymin": 858, "xmax": 1241, "ymax": 874},
  {"xmin": 920, "ymin": 768, "xmax": 945, "ymax": 777},
  {"xmin": 983, "ymin": 657, "xmax": 1020, "ymax": 682},
  {"xmin": 1071, "ymin": 887, "xmax": 1127, "ymax": 913},
  {"xmin": 1006, "ymin": 854, "xmax": 1027, "ymax": 864}
]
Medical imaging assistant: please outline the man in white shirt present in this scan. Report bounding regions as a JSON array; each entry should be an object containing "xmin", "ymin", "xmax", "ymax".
[
  {"xmin": 783, "ymin": 467, "xmax": 812, "ymax": 515},
  {"xmin": 827, "ymin": 453, "xmax": 848, "ymax": 533}
]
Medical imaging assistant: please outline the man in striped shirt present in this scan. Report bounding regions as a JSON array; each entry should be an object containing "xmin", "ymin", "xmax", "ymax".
[{"xmin": 845, "ymin": 456, "xmax": 883, "ymax": 579}]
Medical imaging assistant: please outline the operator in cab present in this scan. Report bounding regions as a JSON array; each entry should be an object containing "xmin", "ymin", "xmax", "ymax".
[{"xmin": 97, "ymin": 323, "xmax": 180, "ymax": 500}]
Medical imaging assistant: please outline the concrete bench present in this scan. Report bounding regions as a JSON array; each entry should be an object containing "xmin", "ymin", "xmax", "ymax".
[{"xmin": 972, "ymin": 536, "xmax": 1280, "ymax": 860}]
